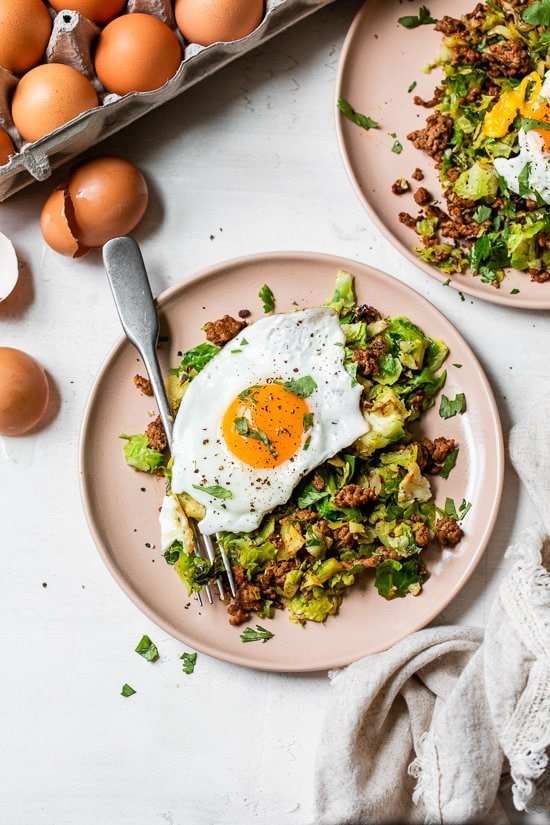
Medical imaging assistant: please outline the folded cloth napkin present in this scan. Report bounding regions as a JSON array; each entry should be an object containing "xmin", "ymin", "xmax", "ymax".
[{"xmin": 313, "ymin": 403, "xmax": 550, "ymax": 825}]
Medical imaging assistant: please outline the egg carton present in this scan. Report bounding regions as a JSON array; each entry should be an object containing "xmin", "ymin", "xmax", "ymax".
[{"xmin": 0, "ymin": 0, "xmax": 337, "ymax": 201}]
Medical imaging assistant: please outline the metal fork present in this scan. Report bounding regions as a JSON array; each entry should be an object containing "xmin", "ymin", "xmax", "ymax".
[{"xmin": 102, "ymin": 236, "xmax": 236, "ymax": 605}]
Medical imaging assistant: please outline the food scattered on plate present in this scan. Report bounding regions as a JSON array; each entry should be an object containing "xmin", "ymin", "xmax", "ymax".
[
  {"xmin": 122, "ymin": 272, "xmax": 470, "ymax": 628},
  {"xmin": 40, "ymin": 156, "xmax": 148, "ymax": 257},
  {"xmin": 0, "ymin": 347, "xmax": 49, "ymax": 436},
  {"xmin": 396, "ymin": 1, "xmax": 550, "ymax": 287}
]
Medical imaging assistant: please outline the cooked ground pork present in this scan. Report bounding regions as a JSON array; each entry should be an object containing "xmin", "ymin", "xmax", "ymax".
[
  {"xmin": 392, "ymin": 178, "xmax": 410, "ymax": 195},
  {"xmin": 436, "ymin": 517, "xmax": 464, "ymax": 547},
  {"xmin": 333, "ymin": 484, "xmax": 377, "ymax": 508},
  {"xmin": 145, "ymin": 416, "xmax": 167, "ymax": 452},
  {"xmin": 414, "ymin": 187, "xmax": 432, "ymax": 207},
  {"xmin": 486, "ymin": 41, "xmax": 531, "ymax": 78},
  {"xmin": 204, "ymin": 314, "xmax": 246, "ymax": 346},
  {"xmin": 134, "ymin": 374, "xmax": 153, "ymax": 396},
  {"xmin": 416, "ymin": 437, "xmax": 456, "ymax": 474},
  {"xmin": 412, "ymin": 168, "xmax": 424, "ymax": 181},
  {"xmin": 352, "ymin": 347, "xmax": 380, "ymax": 377},
  {"xmin": 407, "ymin": 112, "xmax": 453, "ymax": 163}
]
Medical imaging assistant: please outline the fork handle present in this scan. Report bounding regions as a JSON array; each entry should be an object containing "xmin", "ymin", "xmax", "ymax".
[{"xmin": 102, "ymin": 237, "xmax": 174, "ymax": 448}]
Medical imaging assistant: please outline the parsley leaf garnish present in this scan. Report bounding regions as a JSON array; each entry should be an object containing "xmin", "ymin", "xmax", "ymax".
[
  {"xmin": 511, "ymin": 288, "xmax": 520, "ymax": 295},
  {"xmin": 240, "ymin": 625, "xmax": 274, "ymax": 643},
  {"xmin": 283, "ymin": 375, "xmax": 318, "ymax": 398},
  {"xmin": 439, "ymin": 392, "xmax": 467, "ymax": 419},
  {"xmin": 180, "ymin": 652, "xmax": 197, "ymax": 674},
  {"xmin": 303, "ymin": 412, "xmax": 314, "ymax": 432},
  {"xmin": 459, "ymin": 499, "xmax": 472, "ymax": 520},
  {"xmin": 192, "ymin": 483, "xmax": 233, "ymax": 500},
  {"xmin": 408, "ymin": 81, "xmax": 417, "ymax": 93},
  {"xmin": 444, "ymin": 497, "xmax": 458, "ymax": 520},
  {"xmin": 522, "ymin": 1, "xmax": 550, "ymax": 26},
  {"xmin": 439, "ymin": 447, "xmax": 459, "ymax": 480},
  {"xmin": 519, "ymin": 117, "xmax": 550, "ymax": 133},
  {"xmin": 135, "ymin": 635, "xmax": 159, "ymax": 662},
  {"xmin": 392, "ymin": 139, "xmax": 403, "ymax": 154},
  {"xmin": 398, "ymin": 6, "xmax": 437, "ymax": 28},
  {"xmin": 337, "ymin": 98, "xmax": 379, "ymax": 131},
  {"xmin": 121, "ymin": 684, "xmax": 136, "ymax": 697},
  {"xmin": 170, "ymin": 343, "xmax": 220, "ymax": 378},
  {"xmin": 259, "ymin": 284, "xmax": 275, "ymax": 313},
  {"xmin": 238, "ymin": 386, "xmax": 259, "ymax": 403},
  {"xmin": 303, "ymin": 436, "xmax": 312, "ymax": 451},
  {"xmin": 472, "ymin": 205, "xmax": 492, "ymax": 224},
  {"xmin": 234, "ymin": 416, "xmax": 249, "ymax": 435}
]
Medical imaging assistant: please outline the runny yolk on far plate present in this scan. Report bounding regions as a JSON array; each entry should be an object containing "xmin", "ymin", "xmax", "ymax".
[
  {"xmin": 222, "ymin": 383, "xmax": 310, "ymax": 469},
  {"xmin": 483, "ymin": 71, "xmax": 550, "ymax": 147}
]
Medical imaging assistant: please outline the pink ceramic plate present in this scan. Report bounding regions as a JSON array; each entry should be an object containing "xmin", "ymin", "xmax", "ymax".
[
  {"xmin": 79, "ymin": 252, "xmax": 503, "ymax": 672},
  {"xmin": 336, "ymin": 0, "xmax": 550, "ymax": 310}
]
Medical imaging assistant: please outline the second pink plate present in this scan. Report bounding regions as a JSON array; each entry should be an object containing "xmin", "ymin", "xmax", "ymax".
[{"xmin": 336, "ymin": 0, "xmax": 550, "ymax": 310}]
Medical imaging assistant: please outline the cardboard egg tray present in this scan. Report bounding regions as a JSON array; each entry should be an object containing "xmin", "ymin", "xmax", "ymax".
[{"xmin": 0, "ymin": 0, "xmax": 336, "ymax": 201}]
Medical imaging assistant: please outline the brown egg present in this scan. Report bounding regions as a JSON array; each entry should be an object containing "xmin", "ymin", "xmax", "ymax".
[
  {"xmin": 40, "ymin": 157, "xmax": 148, "ymax": 255},
  {"xmin": 0, "ymin": 0, "xmax": 52, "ymax": 75},
  {"xmin": 0, "ymin": 128, "xmax": 14, "ymax": 166},
  {"xmin": 11, "ymin": 64, "xmax": 99, "ymax": 144},
  {"xmin": 40, "ymin": 188, "xmax": 89, "ymax": 258},
  {"xmin": 95, "ymin": 13, "xmax": 182, "ymax": 95},
  {"xmin": 0, "ymin": 348, "xmax": 49, "ymax": 436},
  {"xmin": 175, "ymin": 0, "xmax": 264, "ymax": 46},
  {"xmin": 49, "ymin": 0, "xmax": 126, "ymax": 26}
]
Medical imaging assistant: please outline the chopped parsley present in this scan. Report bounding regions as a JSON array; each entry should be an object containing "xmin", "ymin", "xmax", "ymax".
[
  {"xmin": 392, "ymin": 140, "xmax": 403, "ymax": 154},
  {"xmin": 408, "ymin": 81, "xmax": 417, "ymax": 93},
  {"xmin": 238, "ymin": 386, "xmax": 259, "ymax": 403},
  {"xmin": 522, "ymin": 1, "xmax": 550, "ymax": 26},
  {"xmin": 439, "ymin": 447, "xmax": 459, "ymax": 480},
  {"xmin": 170, "ymin": 343, "xmax": 220, "ymax": 378},
  {"xmin": 303, "ymin": 436, "xmax": 312, "ymax": 451},
  {"xmin": 135, "ymin": 635, "xmax": 159, "ymax": 662},
  {"xmin": 444, "ymin": 497, "xmax": 458, "ymax": 520},
  {"xmin": 192, "ymin": 483, "xmax": 233, "ymax": 500},
  {"xmin": 303, "ymin": 412, "xmax": 314, "ymax": 432},
  {"xmin": 234, "ymin": 416, "xmax": 249, "ymax": 435},
  {"xmin": 259, "ymin": 284, "xmax": 275, "ymax": 313},
  {"xmin": 337, "ymin": 98, "xmax": 379, "ymax": 131},
  {"xmin": 459, "ymin": 499, "xmax": 472, "ymax": 520},
  {"xmin": 240, "ymin": 625, "xmax": 274, "ymax": 643},
  {"xmin": 511, "ymin": 288, "xmax": 520, "ymax": 295},
  {"xmin": 398, "ymin": 6, "xmax": 436, "ymax": 28},
  {"xmin": 283, "ymin": 375, "xmax": 317, "ymax": 398},
  {"xmin": 180, "ymin": 652, "xmax": 197, "ymax": 674},
  {"xmin": 439, "ymin": 392, "xmax": 467, "ymax": 419},
  {"xmin": 472, "ymin": 205, "xmax": 492, "ymax": 224},
  {"xmin": 121, "ymin": 684, "xmax": 136, "ymax": 697}
]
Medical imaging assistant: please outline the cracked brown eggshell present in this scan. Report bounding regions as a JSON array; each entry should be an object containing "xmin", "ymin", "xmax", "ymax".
[
  {"xmin": 11, "ymin": 63, "xmax": 99, "ymax": 144},
  {"xmin": 49, "ymin": 0, "xmax": 127, "ymax": 26},
  {"xmin": 40, "ymin": 187, "xmax": 89, "ymax": 258},
  {"xmin": 95, "ymin": 13, "xmax": 182, "ymax": 95},
  {"xmin": 0, "ymin": 0, "xmax": 52, "ymax": 75},
  {"xmin": 41, "ymin": 157, "xmax": 148, "ymax": 255},
  {"xmin": 175, "ymin": 0, "xmax": 265, "ymax": 47}
]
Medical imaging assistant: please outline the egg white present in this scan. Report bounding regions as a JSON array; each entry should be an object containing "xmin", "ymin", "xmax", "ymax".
[
  {"xmin": 167, "ymin": 307, "xmax": 367, "ymax": 536},
  {"xmin": 494, "ymin": 128, "xmax": 550, "ymax": 204}
]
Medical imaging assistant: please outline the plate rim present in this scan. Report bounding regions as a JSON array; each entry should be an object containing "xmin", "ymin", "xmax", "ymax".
[
  {"xmin": 78, "ymin": 249, "xmax": 505, "ymax": 672},
  {"xmin": 335, "ymin": 0, "xmax": 550, "ymax": 311}
]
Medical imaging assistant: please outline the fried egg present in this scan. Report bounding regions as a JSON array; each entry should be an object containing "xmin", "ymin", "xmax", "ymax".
[
  {"xmin": 494, "ymin": 128, "xmax": 550, "ymax": 204},
  {"xmin": 167, "ymin": 308, "xmax": 366, "ymax": 535}
]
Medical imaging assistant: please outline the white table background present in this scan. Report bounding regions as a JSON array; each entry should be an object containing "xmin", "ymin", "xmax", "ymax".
[{"xmin": 1, "ymin": 2, "xmax": 548, "ymax": 822}]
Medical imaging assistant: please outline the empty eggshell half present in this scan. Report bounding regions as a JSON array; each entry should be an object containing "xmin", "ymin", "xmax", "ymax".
[
  {"xmin": 0, "ymin": 232, "xmax": 19, "ymax": 300},
  {"xmin": 40, "ymin": 157, "xmax": 149, "ymax": 256}
]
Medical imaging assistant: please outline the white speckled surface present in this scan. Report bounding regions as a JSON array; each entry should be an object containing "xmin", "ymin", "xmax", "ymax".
[{"xmin": 0, "ymin": 1, "xmax": 548, "ymax": 822}]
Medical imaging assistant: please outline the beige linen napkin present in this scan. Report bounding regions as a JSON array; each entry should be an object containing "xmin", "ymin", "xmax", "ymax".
[{"xmin": 313, "ymin": 403, "xmax": 550, "ymax": 824}]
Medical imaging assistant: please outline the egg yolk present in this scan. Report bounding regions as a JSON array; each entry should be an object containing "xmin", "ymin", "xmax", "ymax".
[
  {"xmin": 483, "ymin": 71, "xmax": 550, "ymax": 147},
  {"xmin": 222, "ymin": 383, "xmax": 311, "ymax": 469}
]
